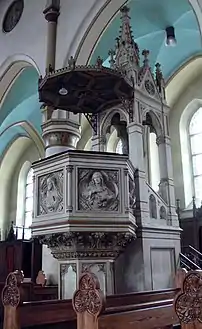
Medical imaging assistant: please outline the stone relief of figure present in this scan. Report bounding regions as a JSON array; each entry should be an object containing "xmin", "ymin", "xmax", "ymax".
[
  {"xmin": 79, "ymin": 170, "xmax": 119, "ymax": 211},
  {"xmin": 39, "ymin": 171, "xmax": 63, "ymax": 215}
]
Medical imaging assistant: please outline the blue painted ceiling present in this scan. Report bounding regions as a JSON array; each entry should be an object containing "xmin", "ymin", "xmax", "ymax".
[
  {"xmin": 0, "ymin": 67, "xmax": 41, "ymax": 154},
  {"xmin": 91, "ymin": 0, "xmax": 201, "ymax": 79}
]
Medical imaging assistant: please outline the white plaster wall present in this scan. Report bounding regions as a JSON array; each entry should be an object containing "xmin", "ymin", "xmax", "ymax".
[
  {"xmin": 0, "ymin": 0, "xmax": 47, "ymax": 74},
  {"xmin": 0, "ymin": 0, "xmax": 108, "ymax": 75},
  {"xmin": 42, "ymin": 245, "xmax": 58, "ymax": 285},
  {"xmin": 170, "ymin": 75, "xmax": 202, "ymax": 209}
]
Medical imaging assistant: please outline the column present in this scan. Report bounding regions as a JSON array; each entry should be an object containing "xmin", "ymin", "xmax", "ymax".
[
  {"xmin": 42, "ymin": 3, "xmax": 81, "ymax": 157},
  {"xmin": 42, "ymin": 115, "xmax": 81, "ymax": 157},
  {"xmin": 157, "ymin": 135, "xmax": 177, "ymax": 225},
  {"xmin": 127, "ymin": 122, "xmax": 149, "ymax": 224},
  {"xmin": 43, "ymin": 0, "xmax": 60, "ymax": 72}
]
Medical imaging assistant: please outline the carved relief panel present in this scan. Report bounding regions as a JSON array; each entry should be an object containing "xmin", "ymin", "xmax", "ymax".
[
  {"xmin": 78, "ymin": 169, "xmax": 119, "ymax": 211},
  {"xmin": 38, "ymin": 170, "xmax": 64, "ymax": 215}
]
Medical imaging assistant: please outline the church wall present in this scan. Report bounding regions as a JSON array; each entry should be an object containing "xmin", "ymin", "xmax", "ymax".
[
  {"xmin": 0, "ymin": 0, "xmax": 107, "ymax": 76},
  {"xmin": 170, "ymin": 75, "xmax": 202, "ymax": 209},
  {"xmin": 0, "ymin": 0, "xmax": 47, "ymax": 74},
  {"xmin": 42, "ymin": 245, "xmax": 58, "ymax": 285}
]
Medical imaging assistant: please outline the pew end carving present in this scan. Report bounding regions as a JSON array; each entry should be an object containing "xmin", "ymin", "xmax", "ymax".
[
  {"xmin": 2, "ymin": 270, "xmax": 24, "ymax": 329},
  {"xmin": 72, "ymin": 272, "xmax": 105, "ymax": 329},
  {"xmin": 174, "ymin": 270, "xmax": 202, "ymax": 329}
]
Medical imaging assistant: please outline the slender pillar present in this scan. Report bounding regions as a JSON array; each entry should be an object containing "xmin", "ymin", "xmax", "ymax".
[
  {"xmin": 43, "ymin": 0, "xmax": 60, "ymax": 71},
  {"xmin": 127, "ymin": 122, "xmax": 150, "ymax": 224},
  {"xmin": 42, "ymin": 2, "xmax": 81, "ymax": 157},
  {"xmin": 157, "ymin": 135, "xmax": 177, "ymax": 225}
]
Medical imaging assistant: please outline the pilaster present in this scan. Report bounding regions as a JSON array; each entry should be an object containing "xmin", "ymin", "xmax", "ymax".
[{"xmin": 157, "ymin": 135, "xmax": 178, "ymax": 225}]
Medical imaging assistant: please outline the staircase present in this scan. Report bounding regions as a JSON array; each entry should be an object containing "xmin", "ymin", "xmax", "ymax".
[{"xmin": 180, "ymin": 245, "xmax": 202, "ymax": 270}]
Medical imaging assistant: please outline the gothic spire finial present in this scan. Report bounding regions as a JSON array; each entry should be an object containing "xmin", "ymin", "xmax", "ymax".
[
  {"xmin": 155, "ymin": 62, "xmax": 165, "ymax": 98},
  {"xmin": 108, "ymin": 49, "xmax": 116, "ymax": 68},
  {"xmin": 115, "ymin": 6, "xmax": 139, "ymax": 67},
  {"xmin": 142, "ymin": 50, "xmax": 150, "ymax": 67}
]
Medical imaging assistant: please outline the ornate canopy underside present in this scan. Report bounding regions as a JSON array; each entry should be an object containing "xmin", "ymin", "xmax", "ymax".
[{"xmin": 38, "ymin": 67, "xmax": 133, "ymax": 114}]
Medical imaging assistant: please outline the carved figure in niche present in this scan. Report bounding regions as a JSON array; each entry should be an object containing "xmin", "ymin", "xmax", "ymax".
[
  {"xmin": 149, "ymin": 194, "xmax": 157, "ymax": 219},
  {"xmin": 39, "ymin": 171, "xmax": 63, "ymax": 215},
  {"xmin": 79, "ymin": 170, "xmax": 119, "ymax": 211},
  {"xmin": 160, "ymin": 206, "xmax": 167, "ymax": 220}
]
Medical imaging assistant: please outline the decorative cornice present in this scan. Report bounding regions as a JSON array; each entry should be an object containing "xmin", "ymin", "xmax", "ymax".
[{"xmin": 38, "ymin": 231, "xmax": 136, "ymax": 260}]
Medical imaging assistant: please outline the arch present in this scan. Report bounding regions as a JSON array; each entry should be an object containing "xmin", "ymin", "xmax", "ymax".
[
  {"xmin": 180, "ymin": 99, "xmax": 202, "ymax": 207},
  {"xmin": 166, "ymin": 55, "xmax": 202, "ymax": 108},
  {"xmin": 70, "ymin": 0, "xmax": 202, "ymax": 71},
  {"xmin": 0, "ymin": 120, "xmax": 44, "ymax": 159},
  {"xmin": 0, "ymin": 136, "xmax": 39, "ymax": 239},
  {"xmin": 100, "ymin": 107, "xmax": 128, "ymax": 136},
  {"xmin": 0, "ymin": 54, "xmax": 40, "ymax": 107},
  {"xmin": 64, "ymin": 0, "xmax": 127, "ymax": 66},
  {"xmin": 142, "ymin": 109, "xmax": 163, "ymax": 138}
]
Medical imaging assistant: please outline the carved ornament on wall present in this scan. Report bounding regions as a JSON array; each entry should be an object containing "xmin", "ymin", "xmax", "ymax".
[
  {"xmin": 144, "ymin": 79, "xmax": 155, "ymax": 96},
  {"xmin": 38, "ymin": 170, "xmax": 64, "ymax": 215},
  {"xmin": 38, "ymin": 231, "xmax": 136, "ymax": 259},
  {"xmin": 78, "ymin": 169, "xmax": 119, "ymax": 212}
]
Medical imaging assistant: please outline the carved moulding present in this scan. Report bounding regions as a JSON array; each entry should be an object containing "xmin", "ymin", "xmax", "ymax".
[
  {"xmin": 38, "ymin": 231, "xmax": 136, "ymax": 260},
  {"xmin": 38, "ymin": 170, "xmax": 64, "ymax": 215},
  {"xmin": 78, "ymin": 168, "xmax": 119, "ymax": 211},
  {"xmin": 175, "ymin": 271, "xmax": 202, "ymax": 324}
]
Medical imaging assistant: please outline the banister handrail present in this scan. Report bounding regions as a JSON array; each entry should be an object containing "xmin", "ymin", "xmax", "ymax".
[
  {"xmin": 189, "ymin": 245, "xmax": 202, "ymax": 258},
  {"xmin": 179, "ymin": 252, "xmax": 201, "ymax": 270}
]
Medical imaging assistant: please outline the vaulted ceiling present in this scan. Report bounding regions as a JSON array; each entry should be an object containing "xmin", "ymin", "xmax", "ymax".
[{"xmin": 91, "ymin": 0, "xmax": 201, "ymax": 80}]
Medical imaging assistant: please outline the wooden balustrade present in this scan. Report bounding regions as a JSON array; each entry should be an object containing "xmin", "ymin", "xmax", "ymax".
[{"xmin": 3, "ymin": 269, "xmax": 202, "ymax": 329}]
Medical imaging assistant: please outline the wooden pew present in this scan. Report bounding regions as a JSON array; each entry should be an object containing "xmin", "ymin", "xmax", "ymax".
[
  {"xmin": 73, "ymin": 272, "xmax": 179, "ymax": 329},
  {"xmin": 2, "ymin": 270, "xmax": 191, "ymax": 329}
]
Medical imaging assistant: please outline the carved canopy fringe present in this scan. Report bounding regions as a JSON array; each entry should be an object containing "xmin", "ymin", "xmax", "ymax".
[
  {"xmin": 72, "ymin": 272, "xmax": 104, "ymax": 317},
  {"xmin": 174, "ymin": 270, "xmax": 202, "ymax": 326}
]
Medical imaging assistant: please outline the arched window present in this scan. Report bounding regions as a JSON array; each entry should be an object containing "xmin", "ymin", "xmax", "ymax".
[
  {"xmin": 16, "ymin": 162, "xmax": 33, "ymax": 239},
  {"xmin": 24, "ymin": 168, "xmax": 34, "ymax": 228},
  {"xmin": 189, "ymin": 107, "xmax": 202, "ymax": 204}
]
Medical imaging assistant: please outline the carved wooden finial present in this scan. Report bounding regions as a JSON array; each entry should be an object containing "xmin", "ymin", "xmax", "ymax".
[
  {"xmin": 2, "ymin": 271, "xmax": 24, "ymax": 329},
  {"xmin": 72, "ymin": 272, "xmax": 104, "ymax": 329},
  {"xmin": 2, "ymin": 270, "xmax": 24, "ymax": 308},
  {"xmin": 36, "ymin": 270, "xmax": 47, "ymax": 286},
  {"xmin": 175, "ymin": 270, "xmax": 202, "ymax": 324}
]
